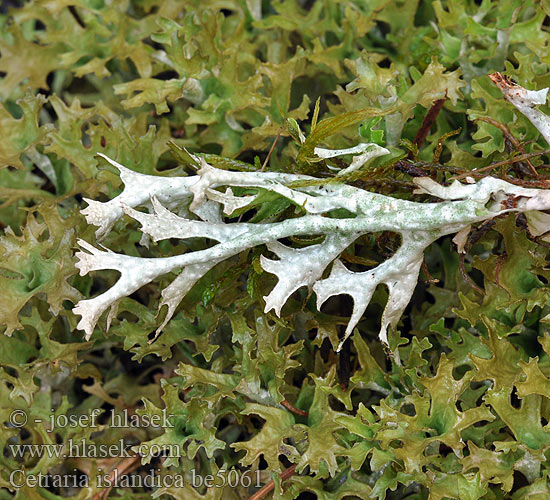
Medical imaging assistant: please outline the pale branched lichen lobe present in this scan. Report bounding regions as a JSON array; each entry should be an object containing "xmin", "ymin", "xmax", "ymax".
[{"xmin": 74, "ymin": 145, "xmax": 550, "ymax": 349}]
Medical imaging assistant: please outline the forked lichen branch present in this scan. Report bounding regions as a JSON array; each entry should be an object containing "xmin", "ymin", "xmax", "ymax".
[{"xmin": 74, "ymin": 80, "xmax": 550, "ymax": 350}]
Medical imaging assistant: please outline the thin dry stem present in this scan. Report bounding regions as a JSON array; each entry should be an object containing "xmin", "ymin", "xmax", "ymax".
[
  {"xmin": 459, "ymin": 253, "xmax": 484, "ymax": 295},
  {"xmin": 453, "ymin": 149, "xmax": 550, "ymax": 180},
  {"xmin": 261, "ymin": 126, "xmax": 283, "ymax": 172},
  {"xmin": 475, "ymin": 116, "xmax": 538, "ymax": 176},
  {"xmin": 248, "ymin": 464, "xmax": 298, "ymax": 500},
  {"xmin": 281, "ymin": 400, "xmax": 308, "ymax": 417}
]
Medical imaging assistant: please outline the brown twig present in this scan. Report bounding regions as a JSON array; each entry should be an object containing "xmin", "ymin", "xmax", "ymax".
[
  {"xmin": 494, "ymin": 253, "xmax": 507, "ymax": 288},
  {"xmin": 500, "ymin": 175, "xmax": 550, "ymax": 189},
  {"xmin": 394, "ymin": 159, "xmax": 428, "ymax": 177},
  {"xmin": 457, "ymin": 218, "xmax": 496, "ymax": 296},
  {"xmin": 459, "ymin": 254, "xmax": 484, "ymax": 295},
  {"xmin": 452, "ymin": 149, "xmax": 550, "ymax": 180},
  {"xmin": 421, "ymin": 259, "xmax": 439, "ymax": 284},
  {"xmin": 248, "ymin": 464, "xmax": 298, "ymax": 500},
  {"xmin": 517, "ymin": 213, "xmax": 550, "ymax": 248},
  {"xmin": 261, "ymin": 127, "xmax": 283, "ymax": 171},
  {"xmin": 465, "ymin": 219, "xmax": 496, "ymax": 252},
  {"xmin": 395, "ymin": 159, "xmax": 466, "ymax": 177},
  {"xmin": 534, "ymin": 235, "xmax": 550, "ymax": 248},
  {"xmin": 476, "ymin": 117, "xmax": 520, "ymax": 148},
  {"xmin": 408, "ymin": 92, "xmax": 447, "ymax": 159},
  {"xmin": 281, "ymin": 400, "xmax": 308, "ymax": 417},
  {"xmin": 475, "ymin": 116, "xmax": 538, "ymax": 177}
]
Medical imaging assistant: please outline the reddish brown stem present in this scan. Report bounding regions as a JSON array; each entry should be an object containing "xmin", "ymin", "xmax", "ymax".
[
  {"xmin": 248, "ymin": 464, "xmax": 298, "ymax": 500},
  {"xmin": 281, "ymin": 400, "xmax": 308, "ymax": 417},
  {"xmin": 459, "ymin": 254, "xmax": 484, "ymax": 295},
  {"xmin": 465, "ymin": 219, "xmax": 496, "ymax": 252},
  {"xmin": 261, "ymin": 127, "xmax": 283, "ymax": 172},
  {"xmin": 408, "ymin": 93, "xmax": 447, "ymax": 159},
  {"xmin": 494, "ymin": 253, "xmax": 507, "ymax": 288},
  {"xmin": 501, "ymin": 175, "xmax": 550, "ymax": 189},
  {"xmin": 453, "ymin": 150, "xmax": 550, "ymax": 180},
  {"xmin": 475, "ymin": 116, "xmax": 538, "ymax": 177},
  {"xmin": 394, "ymin": 159, "xmax": 428, "ymax": 177},
  {"xmin": 534, "ymin": 235, "xmax": 550, "ymax": 248},
  {"xmin": 421, "ymin": 259, "xmax": 439, "ymax": 284}
]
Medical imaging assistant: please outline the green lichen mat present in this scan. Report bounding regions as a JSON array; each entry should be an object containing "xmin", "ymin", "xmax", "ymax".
[{"xmin": 4, "ymin": 1, "xmax": 550, "ymax": 499}]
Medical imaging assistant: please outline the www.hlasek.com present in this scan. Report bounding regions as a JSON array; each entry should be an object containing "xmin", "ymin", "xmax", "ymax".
[
  {"xmin": 9, "ymin": 468, "xmax": 263, "ymax": 490},
  {"xmin": 8, "ymin": 438, "xmax": 179, "ymax": 460}
]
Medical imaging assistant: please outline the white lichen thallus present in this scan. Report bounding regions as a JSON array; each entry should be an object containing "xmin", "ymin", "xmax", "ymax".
[{"xmin": 74, "ymin": 80, "xmax": 550, "ymax": 351}]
